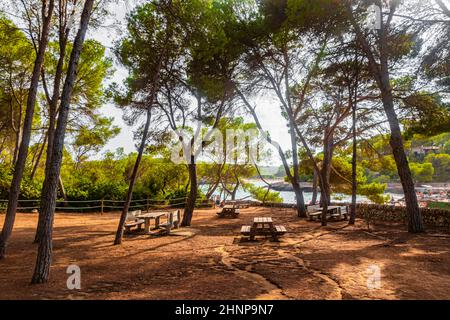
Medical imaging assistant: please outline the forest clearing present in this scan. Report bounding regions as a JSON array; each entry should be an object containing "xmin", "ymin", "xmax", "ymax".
[
  {"xmin": 0, "ymin": 0, "xmax": 449, "ymax": 307},
  {"xmin": 1, "ymin": 207, "xmax": 450, "ymax": 300}
]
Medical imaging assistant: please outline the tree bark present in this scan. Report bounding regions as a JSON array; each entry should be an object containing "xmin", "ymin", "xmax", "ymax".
[
  {"xmin": 0, "ymin": 0, "xmax": 55, "ymax": 260},
  {"xmin": 349, "ymin": 63, "xmax": 359, "ymax": 225},
  {"xmin": 292, "ymin": 126, "xmax": 329, "ymax": 225},
  {"xmin": 30, "ymin": 132, "xmax": 48, "ymax": 180},
  {"xmin": 349, "ymin": 91, "xmax": 357, "ymax": 225},
  {"xmin": 114, "ymin": 107, "xmax": 152, "ymax": 245},
  {"xmin": 12, "ymin": 105, "xmax": 23, "ymax": 166},
  {"xmin": 182, "ymin": 160, "xmax": 197, "ymax": 226},
  {"xmin": 31, "ymin": 0, "xmax": 95, "ymax": 283},
  {"xmin": 378, "ymin": 17, "xmax": 423, "ymax": 233},
  {"xmin": 379, "ymin": 82, "xmax": 424, "ymax": 232},
  {"xmin": 311, "ymin": 168, "xmax": 318, "ymax": 205},
  {"xmin": 34, "ymin": 11, "xmax": 70, "ymax": 244},
  {"xmin": 320, "ymin": 133, "xmax": 333, "ymax": 207},
  {"xmin": 289, "ymin": 118, "xmax": 307, "ymax": 217},
  {"xmin": 347, "ymin": 4, "xmax": 424, "ymax": 233},
  {"xmin": 231, "ymin": 179, "xmax": 240, "ymax": 200}
]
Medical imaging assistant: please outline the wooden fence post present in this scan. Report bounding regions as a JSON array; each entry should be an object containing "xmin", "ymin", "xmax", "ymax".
[
  {"xmin": 100, "ymin": 199, "xmax": 104, "ymax": 215},
  {"xmin": 146, "ymin": 199, "xmax": 149, "ymax": 212}
]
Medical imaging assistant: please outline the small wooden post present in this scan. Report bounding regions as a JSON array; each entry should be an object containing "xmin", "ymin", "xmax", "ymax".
[
  {"xmin": 146, "ymin": 199, "xmax": 149, "ymax": 212},
  {"xmin": 100, "ymin": 199, "xmax": 104, "ymax": 215}
]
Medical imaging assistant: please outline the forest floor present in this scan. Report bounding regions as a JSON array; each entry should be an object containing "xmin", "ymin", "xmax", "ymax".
[{"xmin": 1, "ymin": 207, "xmax": 450, "ymax": 300}]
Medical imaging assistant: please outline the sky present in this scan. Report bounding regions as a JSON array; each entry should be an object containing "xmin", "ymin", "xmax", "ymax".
[{"xmin": 89, "ymin": 1, "xmax": 292, "ymax": 166}]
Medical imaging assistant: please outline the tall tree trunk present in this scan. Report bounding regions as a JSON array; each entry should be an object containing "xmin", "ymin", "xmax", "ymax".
[
  {"xmin": 30, "ymin": 132, "xmax": 48, "ymax": 180},
  {"xmin": 349, "ymin": 101, "xmax": 357, "ymax": 225},
  {"xmin": 347, "ymin": 5, "xmax": 424, "ymax": 233},
  {"xmin": 12, "ymin": 107, "xmax": 23, "ymax": 165},
  {"xmin": 114, "ymin": 107, "xmax": 152, "ymax": 245},
  {"xmin": 379, "ymin": 83, "xmax": 423, "ymax": 232},
  {"xmin": 113, "ymin": 20, "xmax": 168, "ymax": 243},
  {"xmin": 0, "ymin": 0, "xmax": 55, "ymax": 260},
  {"xmin": 311, "ymin": 167, "xmax": 318, "ymax": 205},
  {"xmin": 34, "ymin": 16, "xmax": 70, "ymax": 244},
  {"xmin": 378, "ymin": 28, "xmax": 423, "ymax": 233},
  {"xmin": 231, "ymin": 179, "xmax": 240, "ymax": 200},
  {"xmin": 320, "ymin": 134, "xmax": 333, "ymax": 207},
  {"xmin": 182, "ymin": 159, "xmax": 197, "ymax": 227},
  {"xmin": 289, "ymin": 122, "xmax": 306, "ymax": 217},
  {"xmin": 349, "ymin": 75, "xmax": 358, "ymax": 225},
  {"xmin": 31, "ymin": 0, "xmax": 95, "ymax": 283}
]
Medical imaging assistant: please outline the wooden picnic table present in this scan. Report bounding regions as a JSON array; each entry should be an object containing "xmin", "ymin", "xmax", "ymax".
[
  {"xmin": 241, "ymin": 216, "xmax": 286, "ymax": 240},
  {"xmin": 217, "ymin": 205, "xmax": 240, "ymax": 218},
  {"xmin": 136, "ymin": 211, "xmax": 169, "ymax": 233},
  {"xmin": 225, "ymin": 201, "xmax": 250, "ymax": 209},
  {"xmin": 308, "ymin": 206, "xmax": 347, "ymax": 221}
]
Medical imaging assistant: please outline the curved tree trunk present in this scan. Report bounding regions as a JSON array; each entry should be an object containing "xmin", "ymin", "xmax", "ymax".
[
  {"xmin": 31, "ymin": 0, "xmax": 95, "ymax": 283},
  {"xmin": 289, "ymin": 117, "xmax": 306, "ymax": 217},
  {"xmin": 379, "ymin": 60, "xmax": 423, "ymax": 232},
  {"xmin": 347, "ymin": 5, "xmax": 424, "ymax": 233},
  {"xmin": 0, "ymin": 0, "xmax": 55, "ymax": 260},
  {"xmin": 381, "ymin": 88, "xmax": 423, "ymax": 232},
  {"xmin": 114, "ymin": 107, "xmax": 152, "ymax": 245}
]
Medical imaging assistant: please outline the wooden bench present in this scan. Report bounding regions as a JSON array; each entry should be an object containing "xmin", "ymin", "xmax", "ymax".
[
  {"xmin": 307, "ymin": 205, "xmax": 321, "ymax": 221},
  {"xmin": 124, "ymin": 210, "xmax": 145, "ymax": 233},
  {"xmin": 308, "ymin": 212, "xmax": 322, "ymax": 221},
  {"xmin": 274, "ymin": 225, "xmax": 287, "ymax": 235},
  {"xmin": 240, "ymin": 225, "xmax": 251, "ymax": 235}
]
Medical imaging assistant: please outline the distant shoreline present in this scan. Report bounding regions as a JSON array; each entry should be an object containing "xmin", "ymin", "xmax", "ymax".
[{"xmin": 242, "ymin": 179, "xmax": 450, "ymax": 193}]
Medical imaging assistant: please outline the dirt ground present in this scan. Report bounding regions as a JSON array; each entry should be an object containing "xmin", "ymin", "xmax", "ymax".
[{"xmin": 1, "ymin": 207, "xmax": 450, "ymax": 300}]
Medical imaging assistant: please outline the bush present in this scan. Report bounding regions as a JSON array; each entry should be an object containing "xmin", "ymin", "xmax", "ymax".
[{"xmin": 243, "ymin": 183, "xmax": 283, "ymax": 203}]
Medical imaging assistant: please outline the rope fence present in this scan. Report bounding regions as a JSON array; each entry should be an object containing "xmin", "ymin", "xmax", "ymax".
[{"xmin": 0, "ymin": 197, "xmax": 214, "ymax": 214}]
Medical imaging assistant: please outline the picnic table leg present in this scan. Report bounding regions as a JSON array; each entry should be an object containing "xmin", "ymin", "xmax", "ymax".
[
  {"xmin": 249, "ymin": 225, "xmax": 256, "ymax": 241},
  {"xmin": 144, "ymin": 219, "xmax": 150, "ymax": 233},
  {"xmin": 155, "ymin": 216, "xmax": 160, "ymax": 229},
  {"xmin": 269, "ymin": 222, "xmax": 277, "ymax": 241}
]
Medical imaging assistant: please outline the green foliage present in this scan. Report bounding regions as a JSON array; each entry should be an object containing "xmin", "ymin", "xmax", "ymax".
[
  {"xmin": 358, "ymin": 183, "xmax": 389, "ymax": 204},
  {"xmin": 0, "ymin": 16, "xmax": 35, "ymax": 163},
  {"xmin": 0, "ymin": 150, "xmax": 191, "ymax": 202},
  {"xmin": 402, "ymin": 93, "xmax": 450, "ymax": 138},
  {"xmin": 72, "ymin": 116, "xmax": 120, "ymax": 165},
  {"xmin": 410, "ymin": 162, "xmax": 434, "ymax": 183},
  {"xmin": 427, "ymin": 201, "xmax": 450, "ymax": 211},
  {"xmin": 243, "ymin": 182, "xmax": 282, "ymax": 203},
  {"xmin": 0, "ymin": 163, "xmax": 12, "ymax": 199},
  {"xmin": 424, "ymin": 153, "xmax": 450, "ymax": 182}
]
